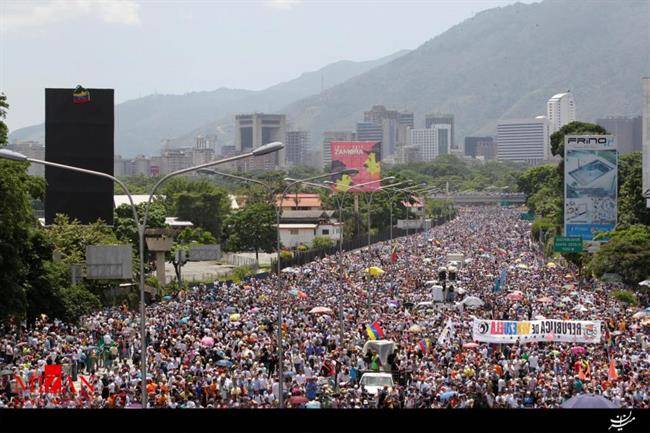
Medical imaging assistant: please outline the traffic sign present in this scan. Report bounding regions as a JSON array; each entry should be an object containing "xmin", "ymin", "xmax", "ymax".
[{"xmin": 554, "ymin": 236, "xmax": 583, "ymax": 253}]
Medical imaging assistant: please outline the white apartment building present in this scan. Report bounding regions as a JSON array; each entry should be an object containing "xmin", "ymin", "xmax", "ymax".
[
  {"xmin": 497, "ymin": 118, "xmax": 550, "ymax": 163},
  {"xmin": 410, "ymin": 125, "xmax": 451, "ymax": 162},
  {"xmin": 547, "ymin": 92, "xmax": 576, "ymax": 134}
]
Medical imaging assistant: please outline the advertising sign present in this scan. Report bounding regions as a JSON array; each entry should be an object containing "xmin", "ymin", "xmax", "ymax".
[
  {"xmin": 564, "ymin": 135, "xmax": 617, "ymax": 241},
  {"xmin": 554, "ymin": 236, "xmax": 583, "ymax": 253},
  {"xmin": 85, "ymin": 245, "xmax": 133, "ymax": 279},
  {"xmin": 472, "ymin": 319, "xmax": 602, "ymax": 344},
  {"xmin": 330, "ymin": 141, "xmax": 381, "ymax": 192}
]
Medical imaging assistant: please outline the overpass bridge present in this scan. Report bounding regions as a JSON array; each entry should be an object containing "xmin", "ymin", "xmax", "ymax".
[{"xmin": 428, "ymin": 193, "xmax": 526, "ymax": 205}]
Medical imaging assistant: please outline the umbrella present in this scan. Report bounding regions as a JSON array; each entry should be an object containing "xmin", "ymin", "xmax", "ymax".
[
  {"xmin": 638, "ymin": 280, "xmax": 650, "ymax": 287},
  {"xmin": 408, "ymin": 324, "xmax": 423, "ymax": 333},
  {"xmin": 225, "ymin": 306, "xmax": 237, "ymax": 313},
  {"xmin": 439, "ymin": 391, "xmax": 458, "ymax": 401},
  {"xmin": 282, "ymin": 267, "xmax": 299, "ymax": 274},
  {"xmin": 309, "ymin": 307, "xmax": 333, "ymax": 314},
  {"xmin": 538, "ymin": 296, "xmax": 553, "ymax": 304},
  {"xmin": 462, "ymin": 342, "xmax": 479, "ymax": 349},
  {"xmin": 162, "ymin": 295, "xmax": 172, "ymax": 301},
  {"xmin": 560, "ymin": 394, "xmax": 620, "ymax": 409},
  {"xmin": 297, "ymin": 291, "xmax": 308, "ymax": 300},
  {"xmin": 516, "ymin": 264, "xmax": 529, "ymax": 269},
  {"xmin": 507, "ymin": 291, "xmax": 524, "ymax": 301},
  {"xmin": 229, "ymin": 313, "xmax": 241, "ymax": 322},
  {"xmin": 179, "ymin": 316, "xmax": 190, "ymax": 324},
  {"xmin": 571, "ymin": 346, "xmax": 586, "ymax": 355},
  {"xmin": 573, "ymin": 305, "xmax": 588, "ymax": 312},
  {"xmin": 551, "ymin": 350, "xmax": 561, "ymax": 356},
  {"xmin": 461, "ymin": 296, "xmax": 484, "ymax": 307},
  {"xmin": 216, "ymin": 359, "xmax": 233, "ymax": 368},
  {"xmin": 201, "ymin": 337, "xmax": 214, "ymax": 347},
  {"xmin": 305, "ymin": 400, "xmax": 321, "ymax": 409},
  {"xmin": 546, "ymin": 262, "xmax": 557, "ymax": 268},
  {"xmin": 364, "ymin": 266, "xmax": 385, "ymax": 277},
  {"xmin": 632, "ymin": 311, "xmax": 648, "ymax": 319}
]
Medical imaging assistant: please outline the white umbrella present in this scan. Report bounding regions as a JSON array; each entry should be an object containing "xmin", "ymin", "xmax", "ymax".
[
  {"xmin": 573, "ymin": 304, "xmax": 588, "ymax": 312},
  {"xmin": 461, "ymin": 296, "xmax": 484, "ymax": 307},
  {"xmin": 309, "ymin": 306, "xmax": 333, "ymax": 314},
  {"xmin": 639, "ymin": 280, "xmax": 650, "ymax": 287}
]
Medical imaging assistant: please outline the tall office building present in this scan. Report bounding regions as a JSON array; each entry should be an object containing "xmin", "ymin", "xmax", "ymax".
[
  {"xmin": 425, "ymin": 113, "xmax": 455, "ymax": 151},
  {"xmin": 547, "ymin": 92, "xmax": 576, "ymax": 134},
  {"xmin": 356, "ymin": 122, "xmax": 383, "ymax": 142},
  {"xmin": 285, "ymin": 130, "xmax": 310, "ymax": 166},
  {"xmin": 410, "ymin": 125, "xmax": 451, "ymax": 162},
  {"xmin": 235, "ymin": 113, "xmax": 286, "ymax": 170},
  {"xmin": 497, "ymin": 118, "xmax": 550, "ymax": 163},
  {"xmin": 641, "ymin": 77, "xmax": 650, "ymax": 207},
  {"xmin": 322, "ymin": 131, "xmax": 356, "ymax": 170},
  {"xmin": 596, "ymin": 116, "xmax": 643, "ymax": 154},
  {"xmin": 464, "ymin": 136, "xmax": 495, "ymax": 158},
  {"xmin": 360, "ymin": 105, "xmax": 413, "ymax": 159}
]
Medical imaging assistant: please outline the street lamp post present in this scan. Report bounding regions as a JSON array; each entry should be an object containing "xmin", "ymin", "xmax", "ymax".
[
  {"xmin": 362, "ymin": 178, "xmax": 413, "ymax": 248},
  {"xmin": 0, "ymin": 142, "xmax": 283, "ymax": 408}
]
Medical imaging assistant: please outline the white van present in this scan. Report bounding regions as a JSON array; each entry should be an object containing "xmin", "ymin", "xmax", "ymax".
[{"xmin": 360, "ymin": 372, "xmax": 394, "ymax": 395}]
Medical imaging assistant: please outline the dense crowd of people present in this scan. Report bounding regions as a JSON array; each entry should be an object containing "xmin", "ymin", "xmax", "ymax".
[{"xmin": 0, "ymin": 206, "xmax": 648, "ymax": 409}]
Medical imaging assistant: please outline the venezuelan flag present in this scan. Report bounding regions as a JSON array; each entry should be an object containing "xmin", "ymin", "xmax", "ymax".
[
  {"xmin": 418, "ymin": 338, "xmax": 431, "ymax": 353},
  {"xmin": 366, "ymin": 321, "xmax": 384, "ymax": 340},
  {"xmin": 390, "ymin": 245, "xmax": 398, "ymax": 263}
]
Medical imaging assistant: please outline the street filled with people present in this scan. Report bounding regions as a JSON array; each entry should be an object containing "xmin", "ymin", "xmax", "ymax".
[{"xmin": 1, "ymin": 206, "xmax": 648, "ymax": 408}]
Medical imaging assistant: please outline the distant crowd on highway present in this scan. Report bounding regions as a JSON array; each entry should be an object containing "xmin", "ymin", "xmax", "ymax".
[{"xmin": 1, "ymin": 206, "xmax": 648, "ymax": 408}]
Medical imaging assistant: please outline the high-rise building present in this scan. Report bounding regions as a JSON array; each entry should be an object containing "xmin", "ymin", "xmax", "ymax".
[
  {"xmin": 497, "ymin": 118, "xmax": 550, "ymax": 163},
  {"xmin": 160, "ymin": 148, "xmax": 193, "ymax": 174},
  {"xmin": 642, "ymin": 78, "xmax": 650, "ymax": 207},
  {"xmin": 425, "ymin": 113, "xmax": 455, "ymax": 151},
  {"xmin": 476, "ymin": 140, "xmax": 498, "ymax": 161},
  {"xmin": 235, "ymin": 113, "xmax": 286, "ymax": 170},
  {"xmin": 364, "ymin": 105, "xmax": 399, "ymax": 124},
  {"xmin": 596, "ymin": 116, "xmax": 643, "ymax": 155},
  {"xmin": 410, "ymin": 125, "xmax": 451, "ymax": 161},
  {"xmin": 547, "ymin": 92, "xmax": 576, "ymax": 134},
  {"xmin": 285, "ymin": 130, "xmax": 310, "ymax": 166},
  {"xmin": 322, "ymin": 131, "xmax": 355, "ymax": 170},
  {"xmin": 356, "ymin": 121, "xmax": 383, "ymax": 143},
  {"xmin": 464, "ymin": 136, "xmax": 495, "ymax": 158}
]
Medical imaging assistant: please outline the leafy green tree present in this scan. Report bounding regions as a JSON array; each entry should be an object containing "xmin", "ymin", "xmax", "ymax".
[
  {"xmin": 617, "ymin": 152, "xmax": 650, "ymax": 227},
  {"xmin": 113, "ymin": 200, "xmax": 167, "ymax": 247},
  {"xmin": 0, "ymin": 94, "xmax": 7, "ymax": 146},
  {"xmin": 174, "ymin": 191, "xmax": 230, "ymax": 238},
  {"xmin": 223, "ymin": 202, "xmax": 276, "ymax": 263},
  {"xmin": 58, "ymin": 284, "xmax": 102, "ymax": 322},
  {"xmin": 587, "ymin": 224, "xmax": 650, "ymax": 285},
  {"xmin": 312, "ymin": 236, "xmax": 334, "ymax": 250},
  {"xmin": 550, "ymin": 121, "xmax": 608, "ymax": 158}
]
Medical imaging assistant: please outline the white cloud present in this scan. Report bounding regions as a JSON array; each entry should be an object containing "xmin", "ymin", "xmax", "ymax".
[
  {"xmin": 266, "ymin": 0, "xmax": 302, "ymax": 10},
  {"xmin": 2, "ymin": 0, "xmax": 141, "ymax": 33}
]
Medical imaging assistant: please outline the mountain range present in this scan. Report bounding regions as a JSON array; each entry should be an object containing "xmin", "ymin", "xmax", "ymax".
[{"xmin": 10, "ymin": 0, "xmax": 650, "ymax": 159}]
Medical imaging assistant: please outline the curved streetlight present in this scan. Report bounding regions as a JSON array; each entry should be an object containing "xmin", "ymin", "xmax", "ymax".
[{"xmin": 0, "ymin": 141, "xmax": 283, "ymax": 408}]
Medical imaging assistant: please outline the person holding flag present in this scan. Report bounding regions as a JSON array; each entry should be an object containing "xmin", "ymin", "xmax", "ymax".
[
  {"xmin": 418, "ymin": 338, "xmax": 431, "ymax": 354},
  {"xmin": 390, "ymin": 244, "xmax": 398, "ymax": 264}
]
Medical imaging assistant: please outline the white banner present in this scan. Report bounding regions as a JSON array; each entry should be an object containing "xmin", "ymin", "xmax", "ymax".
[{"xmin": 472, "ymin": 319, "xmax": 601, "ymax": 344}]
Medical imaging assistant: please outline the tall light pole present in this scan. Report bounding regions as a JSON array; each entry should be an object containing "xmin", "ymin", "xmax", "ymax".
[
  {"xmin": 0, "ymin": 142, "xmax": 283, "ymax": 408},
  {"xmin": 275, "ymin": 169, "xmax": 356, "ymax": 408},
  {"xmin": 363, "ymin": 179, "xmax": 411, "ymax": 247}
]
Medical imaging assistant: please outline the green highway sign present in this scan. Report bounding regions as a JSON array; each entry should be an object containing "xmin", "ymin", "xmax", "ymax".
[
  {"xmin": 554, "ymin": 236, "xmax": 583, "ymax": 253},
  {"xmin": 519, "ymin": 212, "xmax": 535, "ymax": 221}
]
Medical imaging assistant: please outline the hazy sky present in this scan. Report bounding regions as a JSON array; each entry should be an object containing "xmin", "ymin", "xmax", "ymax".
[{"xmin": 1, "ymin": 0, "xmax": 536, "ymax": 131}]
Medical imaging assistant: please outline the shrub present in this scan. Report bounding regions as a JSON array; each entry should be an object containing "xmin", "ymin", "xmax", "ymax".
[
  {"xmin": 612, "ymin": 289, "xmax": 638, "ymax": 306},
  {"xmin": 297, "ymin": 244, "xmax": 308, "ymax": 252},
  {"xmin": 312, "ymin": 236, "xmax": 334, "ymax": 250},
  {"xmin": 232, "ymin": 265, "xmax": 254, "ymax": 283},
  {"xmin": 279, "ymin": 250, "xmax": 293, "ymax": 261}
]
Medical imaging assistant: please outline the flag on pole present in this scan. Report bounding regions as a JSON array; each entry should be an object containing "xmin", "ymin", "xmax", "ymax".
[
  {"xmin": 366, "ymin": 321, "xmax": 385, "ymax": 340},
  {"xmin": 499, "ymin": 268, "xmax": 507, "ymax": 288},
  {"xmin": 437, "ymin": 319, "xmax": 455, "ymax": 346},
  {"xmin": 492, "ymin": 276, "xmax": 501, "ymax": 293},
  {"xmin": 391, "ymin": 244, "xmax": 398, "ymax": 263}
]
